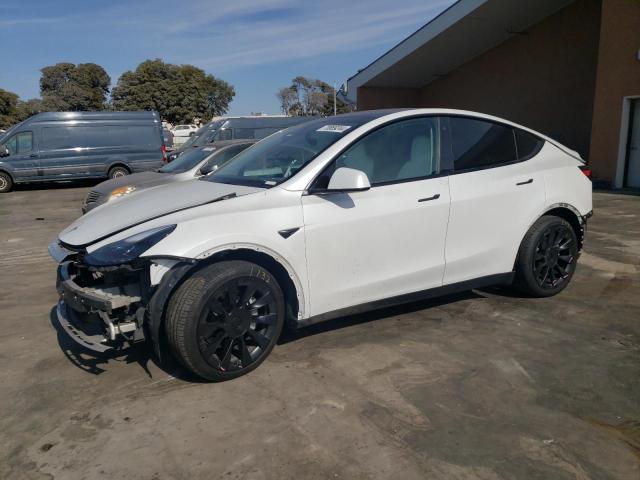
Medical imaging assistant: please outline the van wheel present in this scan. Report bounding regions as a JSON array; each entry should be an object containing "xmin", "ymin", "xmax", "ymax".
[
  {"xmin": 0, "ymin": 172, "xmax": 13, "ymax": 193},
  {"xmin": 514, "ymin": 215, "xmax": 579, "ymax": 297},
  {"xmin": 166, "ymin": 260, "xmax": 285, "ymax": 381},
  {"xmin": 108, "ymin": 166, "xmax": 129, "ymax": 179}
]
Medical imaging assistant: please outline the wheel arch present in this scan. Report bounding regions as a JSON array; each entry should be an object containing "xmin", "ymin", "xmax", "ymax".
[
  {"xmin": 512, "ymin": 203, "xmax": 585, "ymax": 272},
  {"xmin": 540, "ymin": 203, "xmax": 585, "ymax": 250},
  {"xmin": 107, "ymin": 161, "xmax": 132, "ymax": 175},
  {"xmin": 0, "ymin": 168, "xmax": 14, "ymax": 191},
  {"xmin": 148, "ymin": 245, "xmax": 306, "ymax": 359}
]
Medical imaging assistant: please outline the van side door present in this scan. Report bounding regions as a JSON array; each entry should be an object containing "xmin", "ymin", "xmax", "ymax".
[
  {"xmin": 38, "ymin": 126, "xmax": 93, "ymax": 179},
  {"xmin": 1, "ymin": 131, "xmax": 39, "ymax": 181}
]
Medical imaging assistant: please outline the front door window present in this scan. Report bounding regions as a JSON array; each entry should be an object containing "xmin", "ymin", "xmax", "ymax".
[{"xmin": 5, "ymin": 131, "xmax": 33, "ymax": 155}]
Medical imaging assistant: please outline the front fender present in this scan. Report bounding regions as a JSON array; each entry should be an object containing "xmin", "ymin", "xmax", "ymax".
[{"xmin": 147, "ymin": 262, "xmax": 195, "ymax": 360}]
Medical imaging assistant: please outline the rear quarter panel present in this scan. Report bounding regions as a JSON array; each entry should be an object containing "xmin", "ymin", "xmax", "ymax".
[{"xmin": 539, "ymin": 143, "xmax": 593, "ymax": 216}]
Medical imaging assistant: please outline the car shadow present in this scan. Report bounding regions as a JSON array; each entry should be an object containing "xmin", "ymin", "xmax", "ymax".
[
  {"xmin": 48, "ymin": 306, "xmax": 204, "ymax": 383},
  {"xmin": 49, "ymin": 287, "xmax": 506, "ymax": 381},
  {"xmin": 278, "ymin": 289, "xmax": 485, "ymax": 345}
]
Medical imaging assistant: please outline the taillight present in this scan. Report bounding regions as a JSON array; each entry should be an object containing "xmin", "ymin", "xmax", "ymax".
[
  {"xmin": 161, "ymin": 145, "xmax": 167, "ymax": 163},
  {"xmin": 579, "ymin": 165, "xmax": 592, "ymax": 179}
]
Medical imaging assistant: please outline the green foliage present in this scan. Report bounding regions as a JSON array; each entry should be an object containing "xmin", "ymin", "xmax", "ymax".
[
  {"xmin": 111, "ymin": 59, "xmax": 235, "ymax": 124},
  {"xmin": 0, "ymin": 89, "xmax": 42, "ymax": 128},
  {"xmin": 40, "ymin": 62, "xmax": 110, "ymax": 111},
  {"xmin": 276, "ymin": 76, "xmax": 354, "ymax": 116},
  {"xmin": 0, "ymin": 89, "xmax": 19, "ymax": 128}
]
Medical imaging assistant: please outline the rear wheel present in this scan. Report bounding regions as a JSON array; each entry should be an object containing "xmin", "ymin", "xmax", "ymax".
[
  {"xmin": 108, "ymin": 165, "xmax": 129, "ymax": 179},
  {"xmin": 166, "ymin": 260, "xmax": 285, "ymax": 381},
  {"xmin": 514, "ymin": 215, "xmax": 579, "ymax": 297},
  {"xmin": 0, "ymin": 171, "xmax": 12, "ymax": 193}
]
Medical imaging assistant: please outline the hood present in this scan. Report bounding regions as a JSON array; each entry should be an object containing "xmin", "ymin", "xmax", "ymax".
[
  {"xmin": 60, "ymin": 179, "xmax": 262, "ymax": 247},
  {"xmin": 92, "ymin": 172, "xmax": 166, "ymax": 195}
]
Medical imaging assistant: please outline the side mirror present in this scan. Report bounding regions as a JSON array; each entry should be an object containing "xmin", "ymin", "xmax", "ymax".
[
  {"xmin": 199, "ymin": 162, "xmax": 217, "ymax": 176},
  {"xmin": 0, "ymin": 145, "xmax": 9, "ymax": 158},
  {"xmin": 326, "ymin": 167, "xmax": 371, "ymax": 192}
]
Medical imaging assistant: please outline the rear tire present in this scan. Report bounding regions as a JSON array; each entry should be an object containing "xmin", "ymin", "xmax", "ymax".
[
  {"xmin": 165, "ymin": 261, "xmax": 285, "ymax": 381},
  {"xmin": 0, "ymin": 172, "xmax": 12, "ymax": 193},
  {"xmin": 514, "ymin": 215, "xmax": 579, "ymax": 297},
  {"xmin": 108, "ymin": 165, "xmax": 129, "ymax": 179}
]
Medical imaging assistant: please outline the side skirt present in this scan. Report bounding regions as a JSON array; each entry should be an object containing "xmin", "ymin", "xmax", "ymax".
[{"xmin": 297, "ymin": 272, "xmax": 515, "ymax": 328}]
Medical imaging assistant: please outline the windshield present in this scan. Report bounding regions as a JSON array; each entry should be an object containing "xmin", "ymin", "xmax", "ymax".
[
  {"xmin": 0, "ymin": 118, "xmax": 27, "ymax": 143},
  {"xmin": 159, "ymin": 147, "xmax": 213, "ymax": 173},
  {"xmin": 206, "ymin": 117, "xmax": 362, "ymax": 188},
  {"xmin": 189, "ymin": 120, "xmax": 225, "ymax": 147}
]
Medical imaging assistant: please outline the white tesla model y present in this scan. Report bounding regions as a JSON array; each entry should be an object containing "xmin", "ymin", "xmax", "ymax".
[{"xmin": 50, "ymin": 109, "xmax": 592, "ymax": 381}]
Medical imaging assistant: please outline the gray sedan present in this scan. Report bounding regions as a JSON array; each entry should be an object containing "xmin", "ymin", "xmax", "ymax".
[{"xmin": 82, "ymin": 140, "xmax": 254, "ymax": 213}]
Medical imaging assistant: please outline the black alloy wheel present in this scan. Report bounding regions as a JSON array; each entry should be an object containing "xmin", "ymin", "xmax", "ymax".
[
  {"xmin": 198, "ymin": 277, "xmax": 278, "ymax": 372},
  {"xmin": 533, "ymin": 224, "xmax": 576, "ymax": 290},
  {"xmin": 166, "ymin": 260, "xmax": 285, "ymax": 381},
  {"xmin": 513, "ymin": 215, "xmax": 579, "ymax": 297}
]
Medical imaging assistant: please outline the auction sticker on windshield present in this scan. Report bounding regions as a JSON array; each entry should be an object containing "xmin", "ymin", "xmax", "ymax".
[{"xmin": 317, "ymin": 125, "xmax": 351, "ymax": 133}]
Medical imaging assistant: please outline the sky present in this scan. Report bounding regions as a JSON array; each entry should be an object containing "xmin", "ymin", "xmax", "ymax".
[{"xmin": 0, "ymin": 0, "xmax": 455, "ymax": 116}]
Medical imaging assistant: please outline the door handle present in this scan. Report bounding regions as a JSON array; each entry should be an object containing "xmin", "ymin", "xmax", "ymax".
[
  {"xmin": 29, "ymin": 154, "xmax": 38, "ymax": 158},
  {"xmin": 418, "ymin": 194, "xmax": 440, "ymax": 202},
  {"xmin": 516, "ymin": 178, "xmax": 533, "ymax": 186}
]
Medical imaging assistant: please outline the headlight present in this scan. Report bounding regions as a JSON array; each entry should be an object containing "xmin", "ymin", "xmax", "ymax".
[
  {"xmin": 109, "ymin": 185, "xmax": 136, "ymax": 201},
  {"xmin": 84, "ymin": 225, "xmax": 176, "ymax": 266}
]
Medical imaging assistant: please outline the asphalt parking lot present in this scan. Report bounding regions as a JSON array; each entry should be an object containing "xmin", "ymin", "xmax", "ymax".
[{"xmin": 0, "ymin": 184, "xmax": 639, "ymax": 480}]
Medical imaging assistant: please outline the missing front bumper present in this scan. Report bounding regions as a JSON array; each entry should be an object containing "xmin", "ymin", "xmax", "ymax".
[
  {"xmin": 55, "ymin": 261, "xmax": 146, "ymax": 353},
  {"xmin": 56, "ymin": 301, "xmax": 114, "ymax": 353}
]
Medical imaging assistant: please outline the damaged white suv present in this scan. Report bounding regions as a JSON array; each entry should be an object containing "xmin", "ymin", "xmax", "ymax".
[{"xmin": 50, "ymin": 109, "xmax": 592, "ymax": 381}]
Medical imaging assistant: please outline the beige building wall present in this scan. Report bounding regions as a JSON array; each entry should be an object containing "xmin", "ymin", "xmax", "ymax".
[
  {"xmin": 589, "ymin": 0, "xmax": 640, "ymax": 184},
  {"xmin": 358, "ymin": 0, "xmax": 603, "ymax": 165}
]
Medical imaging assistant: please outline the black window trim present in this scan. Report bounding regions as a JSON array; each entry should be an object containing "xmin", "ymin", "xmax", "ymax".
[
  {"xmin": 306, "ymin": 114, "xmax": 452, "ymax": 194},
  {"xmin": 441, "ymin": 114, "xmax": 545, "ymax": 176}
]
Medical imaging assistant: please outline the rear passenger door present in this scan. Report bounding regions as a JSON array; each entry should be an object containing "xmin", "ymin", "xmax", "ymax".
[{"xmin": 442, "ymin": 116, "xmax": 545, "ymax": 285}]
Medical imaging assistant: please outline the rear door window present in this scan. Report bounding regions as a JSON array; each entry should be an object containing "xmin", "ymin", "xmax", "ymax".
[{"xmin": 445, "ymin": 117, "xmax": 517, "ymax": 172}]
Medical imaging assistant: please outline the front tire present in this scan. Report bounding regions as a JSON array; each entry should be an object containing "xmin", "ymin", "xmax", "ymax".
[
  {"xmin": 165, "ymin": 261, "xmax": 285, "ymax": 381},
  {"xmin": 514, "ymin": 215, "xmax": 579, "ymax": 297},
  {"xmin": 0, "ymin": 171, "xmax": 13, "ymax": 193},
  {"xmin": 108, "ymin": 165, "xmax": 129, "ymax": 179}
]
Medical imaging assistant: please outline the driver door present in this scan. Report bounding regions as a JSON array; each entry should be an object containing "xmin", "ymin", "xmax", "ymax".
[
  {"xmin": 301, "ymin": 117, "xmax": 451, "ymax": 317},
  {"xmin": 2, "ymin": 131, "xmax": 39, "ymax": 181}
]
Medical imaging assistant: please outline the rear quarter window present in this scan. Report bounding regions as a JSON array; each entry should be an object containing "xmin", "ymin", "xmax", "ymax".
[{"xmin": 514, "ymin": 129, "xmax": 544, "ymax": 160}]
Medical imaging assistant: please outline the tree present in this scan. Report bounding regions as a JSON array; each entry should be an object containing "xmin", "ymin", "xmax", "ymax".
[
  {"xmin": 0, "ymin": 88, "xmax": 20, "ymax": 128},
  {"xmin": 16, "ymin": 98, "xmax": 44, "ymax": 120},
  {"xmin": 0, "ymin": 90, "xmax": 45, "ymax": 128},
  {"xmin": 40, "ymin": 62, "xmax": 110, "ymax": 111},
  {"xmin": 276, "ymin": 77, "xmax": 354, "ymax": 116},
  {"xmin": 276, "ymin": 87, "xmax": 298, "ymax": 115},
  {"xmin": 111, "ymin": 59, "xmax": 235, "ymax": 124}
]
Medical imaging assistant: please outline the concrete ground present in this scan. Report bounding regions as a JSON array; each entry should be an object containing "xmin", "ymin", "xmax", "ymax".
[{"xmin": 0, "ymin": 184, "xmax": 638, "ymax": 480}]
